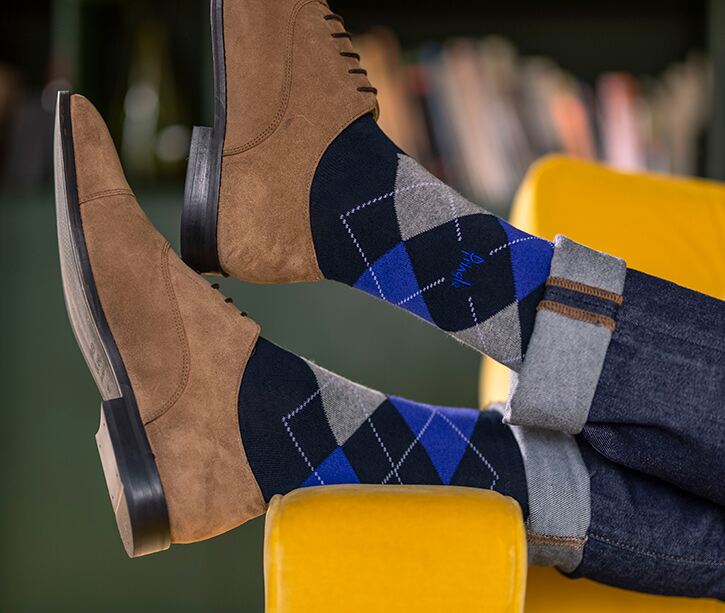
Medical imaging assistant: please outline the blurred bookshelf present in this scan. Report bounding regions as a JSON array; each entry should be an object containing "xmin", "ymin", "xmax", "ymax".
[{"xmin": 1, "ymin": 0, "xmax": 724, "ymax": 202}]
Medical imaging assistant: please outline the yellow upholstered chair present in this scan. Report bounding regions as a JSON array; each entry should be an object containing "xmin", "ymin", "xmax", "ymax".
[
  {"xmin": 264, "ymin": 156, "xmax": 725, "ymax": 612},
  {"xmin": 482, "ymin": 155, "xmax": 725, "ymax": 612}
]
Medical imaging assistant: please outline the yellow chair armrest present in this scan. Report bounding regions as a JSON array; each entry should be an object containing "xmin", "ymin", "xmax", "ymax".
[{"xmin": 264, "ymin": 485, "xmax": 527, "ymax": 613}]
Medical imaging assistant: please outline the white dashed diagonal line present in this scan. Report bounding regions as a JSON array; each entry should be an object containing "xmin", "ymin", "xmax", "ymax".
[
  {"xmin": 396, "ymin": 277, "xmax": 445, "ymax": 306},
  {"xmin": 437, "ymin": 412, "xmax": 499, "ymax": 490},
  {"xmin": 446, "ymin": 194, "xmax": 463, "ymax": 242},
  {"xmin": 381, "ymin": 407, "xmax": 438, "ymax": 484},
  {"xmin": 488, "ymin": 235, "xmax": 545, "ymax": 257},
  {"xmin": 356, "ymin": 398, "xmax": 402, "ymax": 485},
  {"xmin": 282, "ymin": 381, "xmax": 333, "ymax": 487},
  {"xmin": 464, "ymin": 296, "xmax": 522, "ymax": 366},
  {"xmin": 340, "ymin": 182, "xmax": 469, "ymax": 298},
  {"xmin": 340, "ymin": 214, "xmax": 387, "ymax": 300},
  {"xmin": 343, "ymin": 182, "xmax": 442, "ymax": 217},
  {"xmin": 467, "ymin": 295, "xmax": 487, "ymax": 354}
]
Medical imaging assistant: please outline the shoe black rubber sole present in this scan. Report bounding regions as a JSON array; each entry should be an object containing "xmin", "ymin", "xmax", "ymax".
[
  {"xmin": 54, "ymin": 91, "xmax": 171, "ymax": 558},
  {"xmin": 181, "ymin": 0, "xmax": 226, "ymax": 275}
]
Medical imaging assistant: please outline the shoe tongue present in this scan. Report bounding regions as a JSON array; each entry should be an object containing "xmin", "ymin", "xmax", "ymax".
[{"xmin": 70, "ymin": 94, "xmax": 133, "ymax": 203}]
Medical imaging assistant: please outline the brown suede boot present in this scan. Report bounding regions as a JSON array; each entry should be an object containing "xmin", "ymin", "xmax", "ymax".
[
  {"xmin": 181, "ymin": 0, "xmax": 378, "ymax": 281},
  {"xmin": 54, "ymin": 92, "xmax": 266, "ymax": 557}
]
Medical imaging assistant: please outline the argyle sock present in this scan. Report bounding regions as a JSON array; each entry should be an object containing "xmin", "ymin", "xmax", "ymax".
[
  {"xmin": 238, "ymin": 337, "xmax": 529, "ymax": 514},
  {"xmin": 310, "ymin": 115, "xmax": 554, "ymax": 369}
]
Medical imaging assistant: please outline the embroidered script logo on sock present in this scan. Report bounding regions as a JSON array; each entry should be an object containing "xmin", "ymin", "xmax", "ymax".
[{"xmin": 451, "ymin": 250, "xmax": 485, "ymax": 288}]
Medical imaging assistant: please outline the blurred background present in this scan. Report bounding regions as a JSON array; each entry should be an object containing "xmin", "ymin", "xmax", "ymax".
[{"xmin": 1, "ymin": 0, "xmax": 723, "ymax": 610}]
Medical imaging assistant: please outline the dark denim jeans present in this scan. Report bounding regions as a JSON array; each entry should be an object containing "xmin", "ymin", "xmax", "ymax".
[
  {"xmin": 585, "ymin": 269, "xmax": 725, "ymax": 506},
  {"xmin": 505, "ymin": 237, "xmax": 725, "ymax": 597},
  {"xmin": 571, "ymin": 439, "xmax": 725, "ymax": 599},
  {"xmin": 574, "ymin": 269, "xmax": 725, "ymax": 598}
]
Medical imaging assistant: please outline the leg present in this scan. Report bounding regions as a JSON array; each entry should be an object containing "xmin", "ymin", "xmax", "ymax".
[
  {"xmin": 239, "ymin": 340, "xmax": 592, "ymax": 574},
  {"xmin": 507, "ymin": 241, "xmax": 725, "ymax": 505},
  {"xmin": 183, "ymin": 0, "xmax": 555, "ymax": 370},
  {"xmin": 238, "ymin": 342, "xmax": 723, "ymax": 598}
]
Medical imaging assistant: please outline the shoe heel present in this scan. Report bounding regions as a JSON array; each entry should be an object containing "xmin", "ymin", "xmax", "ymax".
[
  {"xmin": 181, "ymin": 125, "xmax": 223, "ymax": 274},
  {"xmin": 182, "ymin": 0, "xmax": 226, "ymax": 275},
  {"xmin": 96, "ymin": 391, "xmax": 170, "ymax": 558}
]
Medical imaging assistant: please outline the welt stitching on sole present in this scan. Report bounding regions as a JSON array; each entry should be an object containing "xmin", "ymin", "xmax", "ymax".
[
  {"xmin": 546, "ymin": 276, "xmax": 623, "ymax": 305},
  {"xmin": 538, "ymin": 300, "xmax": 617, "ymax": 331}
]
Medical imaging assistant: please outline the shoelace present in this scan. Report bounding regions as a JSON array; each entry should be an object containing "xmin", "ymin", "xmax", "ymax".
[
  {"xmin": 324, "ymin": 12, "xmax": 378, "ymax": 95},
  {"xmin": 211, "ymin": 283, "xmax": 248, "ymax": 317}
]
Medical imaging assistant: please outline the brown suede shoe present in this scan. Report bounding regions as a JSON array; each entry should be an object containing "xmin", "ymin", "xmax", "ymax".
[
  {"xmin": 54, "ymin": 92, "xmax": 265, "ymax": 557},
  {"xmin": 181, "ymin": 0, "xmax": 377, "ymax": 282}
]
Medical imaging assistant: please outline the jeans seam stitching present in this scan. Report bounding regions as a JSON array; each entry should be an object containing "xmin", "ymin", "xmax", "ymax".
[
  {"xmin": 589, "ymin": 532, "xmax": 725, "ymax": 565},
  {"xmin": 618, "ymin": 309, "xmax": 725, "ymax": 353}
]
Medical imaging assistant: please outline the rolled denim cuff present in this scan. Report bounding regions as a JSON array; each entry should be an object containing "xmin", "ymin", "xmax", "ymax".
[
  {"xmin": 491, "ymin": 403, "xmax": 591, "ymax": 572},
  {"xmin": 504, "ymin": 236, "xmax": 626, "ymax": 434}
]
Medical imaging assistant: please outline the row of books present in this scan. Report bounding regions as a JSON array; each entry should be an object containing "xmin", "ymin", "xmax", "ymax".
[
  {"xmin": 0, "ymin": 28, "xmax": 710, "ymax": 194},
  {"xmin": 358, "ymin": 31, "xmax": 711, "ymax": 210}
]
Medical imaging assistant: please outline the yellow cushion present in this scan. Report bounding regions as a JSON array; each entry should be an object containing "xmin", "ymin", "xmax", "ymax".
[
  {"xmin": 264, "ymin": 485, "xmax": 527, "ymax": 613},
  {"xmin": 482, "ymin": 155, "xmax": 725, "ymax": 610}
]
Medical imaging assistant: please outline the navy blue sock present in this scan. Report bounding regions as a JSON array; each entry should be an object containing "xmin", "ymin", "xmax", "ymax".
[
  {"xmin": 238, "ymin": 337, "xmax": 529, "ymax": 515},
  {"xmin": 310, "ymin": 115, "xmax": 553, "ymax": 368}
]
